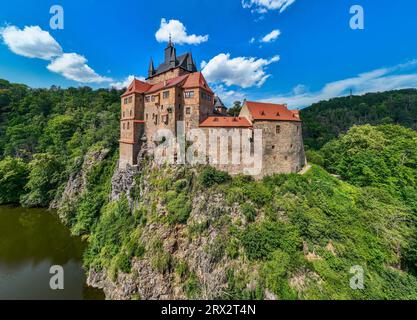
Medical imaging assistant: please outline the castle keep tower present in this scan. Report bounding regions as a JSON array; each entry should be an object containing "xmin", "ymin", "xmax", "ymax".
[{"xmin": 119, "ymin": 41, "xmax": 210, "ymax": 168}]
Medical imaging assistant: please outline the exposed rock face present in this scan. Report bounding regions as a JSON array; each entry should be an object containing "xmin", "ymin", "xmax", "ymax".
[
  {"xmin": 86, "ymin": 163, "xmax": 252, "ymax": 300},
  {"xmin": 110, "ymin": 163, "xmax": 139, "ymax": 204},
  {"xmin": 50, "ymin": 148, "xmax": 110, "ymax": 224}
]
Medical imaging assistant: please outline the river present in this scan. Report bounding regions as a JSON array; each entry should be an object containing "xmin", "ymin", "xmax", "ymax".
[{"xmin": 0, "ymin": 206, "xmax": 104, "ymax": 300}]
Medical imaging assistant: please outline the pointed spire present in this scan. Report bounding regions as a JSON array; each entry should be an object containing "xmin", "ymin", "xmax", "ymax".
[
  {"xmin": 187, "ymin": 52, "xmax": 194, "ymax": 71},
  {"xmin": 148, "ymin": 58, "xmax": 155, "ymax": 77}
]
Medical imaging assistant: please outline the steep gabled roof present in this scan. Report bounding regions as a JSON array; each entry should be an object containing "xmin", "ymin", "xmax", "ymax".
[
  {"xmin": 245, "ymin": 101, "xmax": 301, "ymax": 122},
  {"xmin": 151, "ymin": 52, "xmax": 197, "ymax": 79},
  {"xmin": 199, "ymin": 117, "xmax": 253, "ymax": 128},
  {"xmin": 122, "ymin": 72, "xmax": 215, "ymax": 97},
  {"xmin": 182, "ymin": 72, "xmax": 213, "ymax": 94},
  {"xmin": 214, "ymin": 96, "xmax": 226, "ymax": 109},
  {"xmin": 121, "ymin": 79, "xmax": 152, "ymax": 97},
  {"xmin": 145, "ymin": 74, "xmax": 190, "ymax": 94}
]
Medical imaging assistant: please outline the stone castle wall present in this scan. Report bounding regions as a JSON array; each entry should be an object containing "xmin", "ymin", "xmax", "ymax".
[{"xmin": 199, "ymin": 122, "xmax": 306, "ymax": 180}]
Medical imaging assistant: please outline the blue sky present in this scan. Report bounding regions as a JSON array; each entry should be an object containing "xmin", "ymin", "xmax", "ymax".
[{"xmin": 1, "ymin": 0, "xmax": 417, "ymax": 107}]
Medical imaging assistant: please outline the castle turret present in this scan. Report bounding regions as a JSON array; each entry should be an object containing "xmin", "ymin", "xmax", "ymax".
[
  {"xmin": 148, "ymin": 58, "xmax": 155, "ymax": 78},
  {"xmin": 165, "ymin": 35, "xmax": 176, "ymax": 68}
]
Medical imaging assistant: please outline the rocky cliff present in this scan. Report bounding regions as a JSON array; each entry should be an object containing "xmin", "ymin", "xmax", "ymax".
[{"xmin": 86, "ymin": 161, "xmax": 265, "ymax": 300}]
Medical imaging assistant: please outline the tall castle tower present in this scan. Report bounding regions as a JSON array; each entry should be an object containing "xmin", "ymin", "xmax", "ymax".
[{"xmin": 119, "ymin": 40, "xmax": 203, "ymax": 169}]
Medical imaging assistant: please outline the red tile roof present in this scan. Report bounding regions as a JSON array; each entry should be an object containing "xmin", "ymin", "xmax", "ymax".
[
  {"xmin": 122, "ymin": 72, "xmax": 214, "ymax": 97},
  {"xmin": 245, "ymin": 101, "xmax": 301, "ymax": 122},
  {"xmin": 146, "ymin": 74, "xmax": 189, "ymax": 94},
  {"xmin": 121, "ymin": 79, "xmax": 152, "ymax": 97},
  {"xmin": 199, "ymin": 117, "xmax": 253, "ymax": 128},
  {"xmin": 183, "ymin": 72, "xmax": 213, "ymax": 94}
]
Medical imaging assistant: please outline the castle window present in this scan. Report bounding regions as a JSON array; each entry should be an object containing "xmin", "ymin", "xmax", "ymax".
[
  {"xmin": 276, "ymin": 125, "xmax": 281, "ymax": 134},
  {"xmin": 145, "ymin": 96, "xmax": 151, "ymax": 103},
  {"xmin": 151, "ymin": 96, "xmax": 155, "ymax": 102},
  {"xmin": 130, "ymin": 110, "xmax": 132, "ymax": 117},
  {"xmin": 128, "ymin": 96, "xmax": 133, "ymax": 103},
  {"xmin": 127, "ymin": 122, "xmax": 130, "ymax": 129},
  {"xmin": 272, "ymin": 145, "xmax": 275, "ymax": 150},
  {"xmin": 163, "ymin": 91, "xmax": 170, "ymax": 99},
  {"xmin": 146, "ymin": 114, "xmax": 148, "ymax": 120},
  {"xmin": 185, "ymin": 91, "xmax": 194, "ymax": 99},
  {"xmin": 123, "ymin": 111, "xmax": 125, "ymax": 118},
  {"xmin": 186, "ymin": 107, "xmax": 191, "ymax": 115},
  {"xmin": 123, "ymin": 123, "xmax": 125, "ymax": 130}
]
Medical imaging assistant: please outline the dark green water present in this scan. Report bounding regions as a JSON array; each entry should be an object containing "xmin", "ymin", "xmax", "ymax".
[{"xmin": 0, "ymin": 206, "xmax": 104, "ymax": 300}]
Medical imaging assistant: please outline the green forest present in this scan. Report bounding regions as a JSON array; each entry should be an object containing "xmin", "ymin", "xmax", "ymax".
[{"xmin": 1, "ymin": 78, "xmax": 417, "ymax": 299}]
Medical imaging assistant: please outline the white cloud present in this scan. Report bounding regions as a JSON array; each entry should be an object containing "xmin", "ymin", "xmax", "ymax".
[
  {"xmin": 47, "ymin": 53, "xmax": 112, "ymax": 83},
  {"xmin": 212, "ymin": 84, "xmax": 246, "ymax": 106},
  {"xmin": 110, "ymin": 75, "xmax": 146, "ymax": 90},
  {"xmin": 0, "ymin": 25, "xmax": 111, "ymax": 84},
  {"xmin": 242, "ymin": 0, "xmax": 296, "ymax": 13},
  {"xmin": 261, "ymin": 60, "xmax": 417, "ymax": 108},
  {"xmin": 249, "ymin": 37, "xmax": 256, "ymax": 44},
  {"xmin": 155, "ymin": 18, "xmax": 208, "ymax": 45},
  {"xmin": 0, "ymin": 25, "xmax": 62, "ymax": 60},
  {"xmin": 261, "ymin": 29, "xmax": 281, "ymax": 43},
  {"xmin": 201, "ymin": 53, "xmax": 280, "ymax": 88}
]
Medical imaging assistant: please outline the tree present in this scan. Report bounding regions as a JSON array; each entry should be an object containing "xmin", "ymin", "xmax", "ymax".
[
  {"xmin": 0, "ymin": 157, "xmax": 29, "ymax": 204},
  {"xmin": 21, "ymin": 153, "xmax": 63, "ymax": 207},
  {"xmin": 228, "ymin": 101, "xmax": 242, "ymax": 117}
]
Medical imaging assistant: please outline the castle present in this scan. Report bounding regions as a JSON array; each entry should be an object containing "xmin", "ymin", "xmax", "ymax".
[{"xmin": 119, "ymin": 40, "xmax": 306, "ymax": 179}]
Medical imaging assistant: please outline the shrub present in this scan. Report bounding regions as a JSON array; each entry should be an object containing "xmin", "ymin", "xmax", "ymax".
[
  {"xmin": 184, "ymin": 272, "xmax": 201, "ymax": 299},
  {"xmin": 174, "ymin": 179, "xmax": 188, "ymax": 192},
  {"xmin": 175, "ymin": 261, "xmax": 189, "ymax": 279},
  {"xmin": 226, "ymin": 238, "xmax": 240, "ymax": 259},
  {"xmin": 241, "ymin": 221, "xmax": 301, "ymax": 261},
  {"xmin": 241, "ymin": 203, "xmax": 257, "ymax": 222},
  {"xmin": 199, "ymin": 166, "xmax": 231, "ymax": 188},
  {"xmin": 166, "ymin": 193, "xmax": 192, "ymax": 225},
  {"xmin": 261, "ymin": 250, "xmax": 297, "ymax": 300}
]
